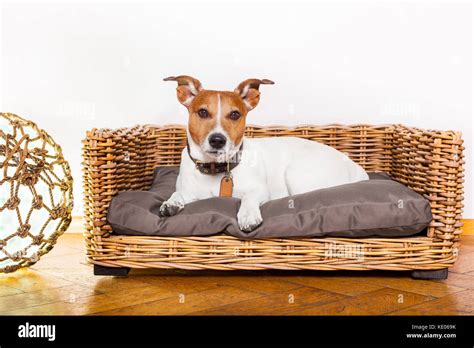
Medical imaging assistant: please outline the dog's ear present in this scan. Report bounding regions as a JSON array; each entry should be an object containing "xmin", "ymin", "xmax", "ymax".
[
  {"xmin": 234, "ymin": 78, "xmax": 274, "ymax": 111},
  {"xmin": 164, "ymin": 75, "xmax": 203, "ymax": 107}
]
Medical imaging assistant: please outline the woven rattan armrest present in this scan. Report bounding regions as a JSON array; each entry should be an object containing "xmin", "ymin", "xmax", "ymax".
[{"xmin": 390, "ymin": 125, "xmax": 464, "ymax": 243}]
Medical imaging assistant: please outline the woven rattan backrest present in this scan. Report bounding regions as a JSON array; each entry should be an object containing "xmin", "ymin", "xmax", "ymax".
[{"xmin": 147, "ymin": 124, "xmax": 395, "ymax": 172}]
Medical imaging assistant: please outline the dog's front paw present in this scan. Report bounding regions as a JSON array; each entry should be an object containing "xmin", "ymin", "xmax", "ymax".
[
  {"xmin": 237, "ymin": 206, "xmax": 263, "ymax": 232},
  {"xmin": 159, "ymin": 200, "xmax": 184, "ymax": 217}
]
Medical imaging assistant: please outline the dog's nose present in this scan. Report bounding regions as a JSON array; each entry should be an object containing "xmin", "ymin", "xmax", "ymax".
[{"xmin": 209, "ymin": 133, "xmax": 227, "ymax": 149}]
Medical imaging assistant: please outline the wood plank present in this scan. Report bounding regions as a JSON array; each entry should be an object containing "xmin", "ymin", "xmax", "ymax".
[
  {"xmin": 434, "ymin": 271, "xmax": 474, "ymax": 290},
  {"xmin": 40, "ymin": 242, "xmax": 82, "ymax": 258},
  {"xmin": 30, "ymin": 251, "xmax": 124, "ymax": 292},
  {"xmin": 3, "ymin": 285, "xmax": 177, "ymax": 315},
  {"xmin": 58, "ymin": 233, "xmax": 86, "ymax": 250},
  {"xmin": 362, "ymin": 274, "xmax": 465, "ymax": 297},
  {"xmin": 0, "ymin": 268, "xmax": 73, "ymax": 292},
  {"xmin": 389, "ymin": 289, "xmax": 474, "ymax": 315},
  {"xmin": 0, "ymin": 285, "xmax": 24, "ymax": 297},
  {"xmin": 460, "ymin": 234, "xmax": 474, "ymax": 246},
  {"xmin": 46, "ymin": 271, "xmax": 160, "ymax": 294},
  {"xmin": 461, "ymin": 219, "xmax": 473, "ymax": 235},
  {"xmin": 94, "ymin": 286, "xmax": 264, "ymax": 315},
  {"xmin": 279, "ymin": 275, "xmax": 385, "ymax": 296},
  {"xmin": 30, "ymin": 252, "xmax": 153, "ymax": 293},
  {"xmin": 134, "ymin": 269, "xmax": 303, "ymax": 295},
  {"xmin": 449, "ymin": 249, "xmax": 474, "ymax": 274},
  {"xmin": 194, "ymin": 286, "xmax": 346, "ymax": 315},
  {"xmin": 135, "ymin": 273, "xmax": 226, "ymax": 294},
  {"xmin": 66, "ymin": 216, "xmax": 84, "ymax": 235},
  {"xmin": 35, "ymin": 265, "xmax": 157, "ymax": 294},
  {"xmin": 0, "ymin": 284, "xmax": 98, "ymax": 313},
  {"xmin": 215, "ymin": 275, "xmax": 304, "ymax": 295},
  {"xmin": 459, "ymin": 244, "xmax": 474, "ymax": 254},
  {"xmin": 31, "ymin": 250, "xmax": 88, "ymax": 272},
  {"xmin": 289, "ymin": 288, "xmax": 434, "ymax": 315}
]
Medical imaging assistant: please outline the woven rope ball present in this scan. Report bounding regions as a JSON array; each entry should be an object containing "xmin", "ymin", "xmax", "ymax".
[{"xmin": 0, "ymin": 113, "xmax": 73, "ymax": 273}]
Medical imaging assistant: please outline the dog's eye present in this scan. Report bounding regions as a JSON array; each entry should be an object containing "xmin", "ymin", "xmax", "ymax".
[
  {"xmin": 229, "ymin": 111, "xmax": 241, "ymax": 120},
  {"xmin": 197, "ymin": 109, "xmax": 209, "ymax": 118}
]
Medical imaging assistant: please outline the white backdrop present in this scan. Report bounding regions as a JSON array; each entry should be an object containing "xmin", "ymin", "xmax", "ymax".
[{"xmin": 1, "ymin": 0, "xmax": 472, "ymax": 217}]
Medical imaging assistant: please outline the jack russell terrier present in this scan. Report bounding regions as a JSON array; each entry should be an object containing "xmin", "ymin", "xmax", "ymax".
[{"xmin": 160, "ymin": 75, "xmax": 369, "ymax": 231}]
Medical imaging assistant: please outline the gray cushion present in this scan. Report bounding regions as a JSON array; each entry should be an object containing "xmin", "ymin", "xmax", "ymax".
[{"xmin": 107, "ymin": 166, "xmax": 432, "ymax": 239}]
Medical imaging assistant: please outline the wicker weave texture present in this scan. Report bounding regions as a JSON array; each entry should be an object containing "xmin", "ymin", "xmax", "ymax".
[{"xmin": 82, "ymin": 124, "xmax": 464, "ymax": 271}]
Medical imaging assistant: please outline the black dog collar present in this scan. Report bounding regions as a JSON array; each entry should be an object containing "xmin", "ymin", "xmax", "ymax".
[{"xmin": 186, "ymin": 143, "xmax": 243, "ymax": 175}]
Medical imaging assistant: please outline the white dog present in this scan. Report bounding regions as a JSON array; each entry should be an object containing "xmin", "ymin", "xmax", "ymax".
[{"xmin": 160, "ymin": 76, "xmax": 369, "ymax": 231}]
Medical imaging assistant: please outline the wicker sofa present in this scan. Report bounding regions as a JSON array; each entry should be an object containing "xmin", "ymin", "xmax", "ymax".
[{"xmin": 82, "ymin": 124, "xmax": 464, "ymax": 279}]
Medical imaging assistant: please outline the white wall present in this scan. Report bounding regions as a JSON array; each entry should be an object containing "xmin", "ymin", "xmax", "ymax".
[{"xmin": 1, "ymin": 0, "xmax": 472, "ymax": 217}]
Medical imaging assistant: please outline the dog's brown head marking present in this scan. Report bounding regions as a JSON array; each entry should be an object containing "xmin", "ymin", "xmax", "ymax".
[{"xmin": 164, "ymin": 75, "xmax": 274, "ymax": 161}]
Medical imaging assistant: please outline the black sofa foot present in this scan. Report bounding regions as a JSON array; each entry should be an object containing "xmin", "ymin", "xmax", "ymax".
[
  {"xmin": 94, "ymin": 265, "xmax": 130, "ymax": 277},
  {"xmin": 411, "ymin": 268, "xmax": 448, "ymax": 280}
]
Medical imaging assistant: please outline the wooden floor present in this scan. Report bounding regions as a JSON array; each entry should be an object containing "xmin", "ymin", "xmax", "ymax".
[{"xmin": 1, "ymin": 229, "xmax": 474, "ymax": 315}]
